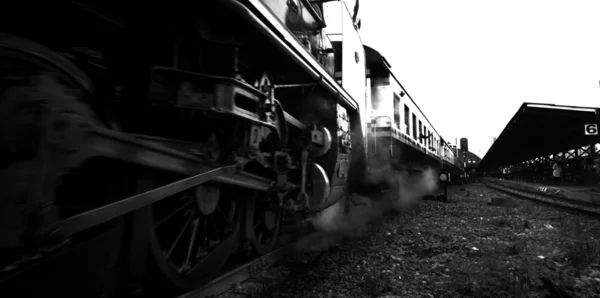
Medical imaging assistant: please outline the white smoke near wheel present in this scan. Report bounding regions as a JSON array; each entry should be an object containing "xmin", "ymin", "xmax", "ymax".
[{"xmin": 295, "ymin": 149, "xmax": 439, "ymax": 252}]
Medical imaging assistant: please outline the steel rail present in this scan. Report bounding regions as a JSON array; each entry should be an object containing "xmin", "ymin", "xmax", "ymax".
[
  {"xmin": 480, "ymin": 179, "xmax": 600, "ymax": 216},
  {"xmin": 176, "ymin": 241, "xmax": 294, "ymax": 298}
]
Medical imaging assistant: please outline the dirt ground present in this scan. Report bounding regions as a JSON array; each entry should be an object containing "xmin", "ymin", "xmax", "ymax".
[{"xmin": 247, "ymin": 182, "xmax": 600, "ymax": 298}]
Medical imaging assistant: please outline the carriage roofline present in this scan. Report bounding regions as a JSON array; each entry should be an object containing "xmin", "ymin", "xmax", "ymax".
[{"xmin": 363, "ymin": 44, "xmax": 447, "ymax": 144}]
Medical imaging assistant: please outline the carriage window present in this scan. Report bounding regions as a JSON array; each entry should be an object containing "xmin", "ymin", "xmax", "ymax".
[
  {"xmin": 393, "ymin": 94, "xmax": 400, "ymax": 129},
  {"xmin": 404, "ymin": 105, "xmax": 410, "ymax": 135},
  {"xmin": 412, "ymin": 113, "xmax": 417, "ymax": 139},
  {"xmin": 418, "ymin": 120, "xmax": 423, "ymax": 144}
]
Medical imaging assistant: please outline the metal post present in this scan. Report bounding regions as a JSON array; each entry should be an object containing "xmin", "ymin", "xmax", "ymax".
[
  {"xmin": 463, "ymin": 151, "xmax": 467, "ymax": 183},
  {"xmin": 439, "ymin": 170, "xmax": 449, "ymax": 202},
  {"xmin": 443, "ymin": 180, "xmax": 448, "ymax": 202}
]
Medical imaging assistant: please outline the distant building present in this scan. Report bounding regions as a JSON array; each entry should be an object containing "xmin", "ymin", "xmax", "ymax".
[
  {"xmin": 453, "ymin": 137, "xmax": 482, "ymax": 173},
  {"xmin": 464, "ymin": 151, "xmax": 482, "ymax": 172}
]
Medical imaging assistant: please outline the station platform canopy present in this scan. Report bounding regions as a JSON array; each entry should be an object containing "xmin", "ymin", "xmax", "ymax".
[{"xmin": 479, "ymin": 102, "xmax": 600, "ymax": 170}]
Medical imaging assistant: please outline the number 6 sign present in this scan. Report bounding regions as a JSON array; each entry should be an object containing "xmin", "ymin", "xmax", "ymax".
[{"xmin": 585, "ymin": 124, "xmax": 598, "ymax": 135}]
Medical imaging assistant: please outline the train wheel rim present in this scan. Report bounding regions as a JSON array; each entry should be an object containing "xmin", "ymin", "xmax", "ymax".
[
  {"xmin": 245, "ymin": 193, "xmax": 281, "ymax": 255},
  {"xmin": 144, "ymin": 179, "xmax": 241, "ymax": 290}
]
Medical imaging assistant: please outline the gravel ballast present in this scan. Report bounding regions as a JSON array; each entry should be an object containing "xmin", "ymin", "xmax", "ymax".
[{"xmin": 221, "ymin": 182, "xmax": 600, "ymax": 298}]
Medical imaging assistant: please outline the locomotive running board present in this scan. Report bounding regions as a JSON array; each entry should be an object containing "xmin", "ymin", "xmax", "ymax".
[
  {"xmin": 50, "ymin": 164, "xmax": 244, "ymax": 238},
  {"xmin": 220, "ymin": 0, "xmax": 358, "ymax": 111}
]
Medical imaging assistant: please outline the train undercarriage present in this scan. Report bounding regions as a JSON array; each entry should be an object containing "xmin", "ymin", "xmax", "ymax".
[{"xmin": 0, "ymin": 1, "xmax": 370, "ymax": 296}]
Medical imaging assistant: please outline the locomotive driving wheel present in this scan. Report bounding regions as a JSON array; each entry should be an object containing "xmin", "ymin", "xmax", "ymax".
[
  {"xmin": 142, "ymin": 178, "xmax": 241, "ymax": 290},
  {"xmin": 245, "ymin": 193, "xmax": 282, "ymax": 255}
]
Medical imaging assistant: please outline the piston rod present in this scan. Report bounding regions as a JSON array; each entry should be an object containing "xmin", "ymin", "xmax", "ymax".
[{"xmin": 50, "ymin": 164, "xmax": 269, "ymax": 238}]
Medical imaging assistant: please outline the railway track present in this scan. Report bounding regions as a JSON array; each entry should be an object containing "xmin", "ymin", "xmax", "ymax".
[
  {"xmin": 0, "ymin": 222, "xmax": 310, "ymax": 298},
  {"xmin": 480, "ymin": 179, "xmax": 600, "ymax": 216},
  {"xmin": 175, "ymin": 233, "xmax": 302, "ymax": 298}
]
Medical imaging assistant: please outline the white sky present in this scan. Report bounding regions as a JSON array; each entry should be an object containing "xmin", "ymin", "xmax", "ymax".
[{"xmin": 358, "ymin": 0, "xmax": 600, "ymax": 158}]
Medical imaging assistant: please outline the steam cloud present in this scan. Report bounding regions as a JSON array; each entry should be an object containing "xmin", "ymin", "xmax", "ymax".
[
  {"xmin": 295, "ymin": 167, "xmax": 439, "ymax": 252},
  {"xmin": 289, "ymin": 92, "xmax": 440, "ymax": 252},
  {"xmin": 294, "ymin": 138, "xmax": 440, "ymax": 252}
]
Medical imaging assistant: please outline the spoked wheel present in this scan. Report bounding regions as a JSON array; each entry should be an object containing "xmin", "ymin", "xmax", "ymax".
[
  {"xmin": 245, "ymin": 193, "xmax": 282, "ymax": 255},
  {"xmin": 142, "ymin": 179, "xmax": 242, "ymax": 290}
]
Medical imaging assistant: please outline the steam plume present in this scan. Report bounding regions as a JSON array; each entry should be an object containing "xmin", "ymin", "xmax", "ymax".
[
  {"xmin": 295, "ymin": 133, "xmax": 440, "ymax": 252},
  {"xmin": 295, "ymin": 167, "xmax": 438, "ymax": 252}
]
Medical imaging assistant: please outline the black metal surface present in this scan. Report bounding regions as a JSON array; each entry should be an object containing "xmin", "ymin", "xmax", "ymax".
[{"xmin": 480, "ymin": 103, "xmax": 600, "ymax": 170}]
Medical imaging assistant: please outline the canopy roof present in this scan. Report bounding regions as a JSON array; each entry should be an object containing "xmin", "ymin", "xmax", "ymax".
[{"xmin": 479, "ymin": 102, "xmax": 600, "ymax": 170}]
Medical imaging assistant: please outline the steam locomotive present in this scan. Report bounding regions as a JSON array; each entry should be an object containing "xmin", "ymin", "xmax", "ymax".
[{"xmin": 0, "ymin": 0, "xmax": 462, "ymax": 296}]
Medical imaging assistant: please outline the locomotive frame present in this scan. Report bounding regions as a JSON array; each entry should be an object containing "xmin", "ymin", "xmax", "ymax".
[{"xmin": 0, "ymin": 0, "xmax": 460, "ymax": 296}]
